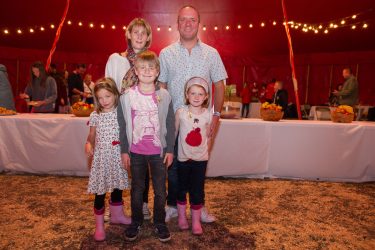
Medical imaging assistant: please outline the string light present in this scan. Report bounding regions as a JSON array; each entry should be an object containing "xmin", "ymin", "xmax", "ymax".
[{"xmin": 1, "ymin": 10, "xmax": 371, "ymax": 37}]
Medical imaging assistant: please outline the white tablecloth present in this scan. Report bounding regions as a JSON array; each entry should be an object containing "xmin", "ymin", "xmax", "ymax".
[
  {"xmin": 0, "ymin": 114, "xmax": 89, "ymax": 176},
  {"xmin": 1, "ymin": 114, "xmax": 374, "ymax": 182}
]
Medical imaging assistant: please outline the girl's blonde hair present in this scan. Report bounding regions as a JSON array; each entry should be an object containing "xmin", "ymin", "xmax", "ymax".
[
  {"xmin": 93, "ymin": 77, "xmax": 120, "ymax": 113},
  {"xmin": 126, "ymin": 18, "xmax": 152, "ymax": 50},
  {"xmin": 184, "ymin": 77, "xmax": 210, "ymax": 108}
]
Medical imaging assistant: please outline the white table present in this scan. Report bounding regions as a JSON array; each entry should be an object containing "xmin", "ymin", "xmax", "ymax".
[
  {"xmin": 1, "ymin": 114, "xmax": 375, "ymax": 182},
  {"xmin": 207, "ymin": 118, "xmax": 375, "ymax": 182}
]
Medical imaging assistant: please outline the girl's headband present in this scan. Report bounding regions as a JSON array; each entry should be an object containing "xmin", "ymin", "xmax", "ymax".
[{"xmin": 185, "ymin": 77, "xmax": 209, "ymax": 94}]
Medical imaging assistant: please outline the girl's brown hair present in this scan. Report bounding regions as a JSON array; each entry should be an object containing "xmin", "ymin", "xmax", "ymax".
[{"xmin": 93, "ymin": 77, "xmax": 120, "ymax": 113}]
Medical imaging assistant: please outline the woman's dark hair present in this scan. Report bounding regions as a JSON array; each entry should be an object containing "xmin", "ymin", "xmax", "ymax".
[{"xmin": 29, "ymin": 61, "xmax": 48, "ymax": 89}]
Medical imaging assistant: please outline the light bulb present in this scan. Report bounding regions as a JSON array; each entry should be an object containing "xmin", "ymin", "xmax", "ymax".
[
  {"xmin": 29, "ymin": 28, "xmax": 34, "ymax": 33},
  {"xmin": 225, "ymin": 25, "xmax": 230, "ymax": 30},
  {"xmin": 4, "ymin": 29, "xmax": 9, "ymax": 34},
  {"xmin": 352, "ymin": 15, "xmax": 357, "ymax": 19},
  {"xmin": 324, "ymin": 29, "xmax": 328, "ymax": 34},
  {"xmin": 203, "ymin": 26, "xmax": 206, "ymax": 31},
  {"xmin": 78, "ymin": 22, "xmax": 82, "ymax": 26},
  {"xmin": 214, "ymin": 26, "xmax": 218, "ymax": 30},
  {"xmin": 272, "ymin": 21, "xmax": 276, "ymax": 26},
  {"xmin": 157, "ymin": 26, "xmax": 161, "ymax": 31},
  {"xmin": 50, "ymin": 24, "xmax": 55, "ymax": 29},
  {"xmin": 363, "ymin": 23, "xmax": 368, "ymax": 28},
  {"xmin": 89, "ymin": 23, "xmax": 94, "ymax": 28},
  {"xmin": 168, "ymin": 26, "xmax": 172, "ymax": 31},
  {"xmin": 67, "ymin": 20, "xmax": 72, "ymax": 25},
  {"xmin": 261, "ymin": 22, "xmax": 265, "ymax": 27},
  {"xmin": 341, "ymin": 20, "xmax": 345, "ymax": 25},
  {"xmin": 17, "ymin": 29, "xmax": 22, "ymax": 34},
  {"xmin": 101, "ymin": 24, "xmax": 105, "ymax": 29},
  {"xmin": 112, "ymin": 25, "xmax": 116, "ymax": 29},
  {"xmin": 249, "ymin": 24, "xmax": 253, "ymax": 28},
  {"xmin": 237, "ymin": 24, "xmax": 241, "ymax": 29},
  {"xmin": 352, "ymin": 25, "xmax": 356, "ymax": 29},
  {"xmin": 40, "ymin": 27, "xmax": 45, "ymax": 31}
]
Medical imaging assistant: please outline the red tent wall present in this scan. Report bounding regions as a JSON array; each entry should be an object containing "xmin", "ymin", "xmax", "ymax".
[{"xmin": 1, "ymin": 46, "xmax": 374, "ymax": 106}]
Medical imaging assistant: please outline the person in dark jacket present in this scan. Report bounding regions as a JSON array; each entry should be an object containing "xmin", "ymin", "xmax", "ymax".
[
  {"xmin": 273, "ymin": 81, "xmax": 288, "ymax": 113},
  {"xmin": 0, "ymin": 64, "xmax": 15, "ymax": 111},
  {"xmin": 19, "ymin": 61, "xmax": 57, "ymax": 113}
]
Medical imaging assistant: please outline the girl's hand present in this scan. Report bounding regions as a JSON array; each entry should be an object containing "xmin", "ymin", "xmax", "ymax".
[
  {"xmin": 122, "ymin": 153, "xmax": 131, "ymax": 171},
  {"xmin": 85, "ymin": 142, "xmax": 94, "ymax": 157},
  {"xmin": 163, "ymin": 153, "xmax": 173, "ymax": 168}
]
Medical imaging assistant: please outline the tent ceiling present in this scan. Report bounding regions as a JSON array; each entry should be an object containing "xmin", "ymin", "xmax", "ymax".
[{"xmin": 1, "ymin": 0, "xmax": 374, "ymax": 56}]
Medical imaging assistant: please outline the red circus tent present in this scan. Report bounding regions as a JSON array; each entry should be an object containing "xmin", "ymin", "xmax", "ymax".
[{"xmin": 1, "ymin": 0, "xmax": 374, "ymax": 105}]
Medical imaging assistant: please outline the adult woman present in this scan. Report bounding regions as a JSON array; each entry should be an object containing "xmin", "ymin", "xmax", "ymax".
[{"xmin": 20, "ymin": 61, "xmax": 57, "ymax": 113}]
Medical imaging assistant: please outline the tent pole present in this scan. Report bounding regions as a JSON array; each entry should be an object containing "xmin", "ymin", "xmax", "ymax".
[
  {"xmin": 328, "ymin": 65, "xmax": 333, "ymax": 98},
  {"xmin": 305, "ymin": 64, "xmax": 310, "ymax": 104},
  {"xmin": 16, "ymin": 59, "xmax": 19, "ymax": 94}
]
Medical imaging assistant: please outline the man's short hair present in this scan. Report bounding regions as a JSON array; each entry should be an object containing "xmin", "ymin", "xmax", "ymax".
[
  {"xmin": 178, "ymin": 5, "xmax": 201, "ymax": 23},
  {"xmin": 76, "ymin": 63, "xmax": 86, "ymax": 69},
  {"xmin": 343, "ymin": 67, "xmax": 352, "ymax": 74}
]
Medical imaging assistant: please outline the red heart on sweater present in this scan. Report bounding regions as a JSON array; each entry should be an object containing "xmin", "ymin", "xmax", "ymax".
[{"xmin": 185, "ymin": 128, "xmax": 202, "ymax": 147}]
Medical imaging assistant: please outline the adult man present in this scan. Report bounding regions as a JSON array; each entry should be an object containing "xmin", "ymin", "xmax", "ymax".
[
  {"xmin": 158, "ymin": 5, "xmax": 227, "ymax": 223},
  {"xmin": 333, "ymin": 68, "xmax": 359, "ymax": 106},
  {"xmin": 68, "ymin": 64, "xmax": 87, "ymax": 105},
  {"xmin": 273, "ymin": 81, "xmax": 288, "ymax": 112}
]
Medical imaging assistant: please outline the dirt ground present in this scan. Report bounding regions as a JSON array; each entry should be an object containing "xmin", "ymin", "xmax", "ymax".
[{"xmin": 0, "ymin": 173, "xmax": 374, "ymax": 250}]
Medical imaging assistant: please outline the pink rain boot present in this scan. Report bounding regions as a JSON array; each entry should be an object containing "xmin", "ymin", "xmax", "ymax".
[
  {"xmin": 109, "ymin": 200, "xmax": 131, "ymax": 225},
  {"xmin": 191, "ymin": 207, "xmax": 203, "ymax": 236},
  {"xmin": 177, "ymin": 202, "xmax": 189, "ymax": 230},
  {"xmin": 94, "ymin": 208, "xmax": 106, "ymax": 241}
]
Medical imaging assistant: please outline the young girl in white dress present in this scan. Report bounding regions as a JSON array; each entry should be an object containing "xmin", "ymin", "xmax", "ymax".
[{"xmin": 85, "ymin": 77, "xmax": 130, "ymax": 241}]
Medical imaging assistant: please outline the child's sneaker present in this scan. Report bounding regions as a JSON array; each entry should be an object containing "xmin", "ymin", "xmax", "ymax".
[
  {"xmin": 143, "ymin": 203, "xmax": 151, "ymax": 220},
  {"xmin": 125, "ymin": 223, "xmax": 141, "ymax": 242},
  {"xmin": 155, "ymin": 224, "xmax": 171, "ymax": 242},
  {"xmin": 200, "ymin": 206, "xmax": 216, "ymax": 223},
  {"xmin": 165, "ymin": 206, "xmax": 178, "ymax": 222}
]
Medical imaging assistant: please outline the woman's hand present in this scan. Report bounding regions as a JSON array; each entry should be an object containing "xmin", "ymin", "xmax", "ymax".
[
  {"xmin": 19, "ymin": 93, "xmax": 29, "ymax": 99},
  {"xmin": 33, "ymin": 100, "xmax": 46, "ymax": 107},
  {"xmin": 122, "ymin": 153, "xmax": 131, "ymax": 171},
  {"xmin": 85, "ymin": 142, "xmax": 94, "ymax": 157},
  {"xmin": 163, "ymin": 153, "xmax": 174, "ymax": 168}
]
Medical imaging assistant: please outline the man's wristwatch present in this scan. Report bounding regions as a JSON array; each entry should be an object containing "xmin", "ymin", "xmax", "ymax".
[{"xmin": 213, "ymin": 111, "xmax": 221, "ymax": 117}]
